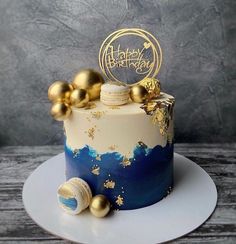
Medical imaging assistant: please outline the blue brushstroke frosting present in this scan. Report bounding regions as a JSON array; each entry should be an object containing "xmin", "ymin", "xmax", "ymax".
[
  {"xmin": 65, "ymin": 142, "xmax": 173, "ymax": 210},
  {"xmin": 59, "ymin": 196, "xmax": 77, "ymax": 210}
]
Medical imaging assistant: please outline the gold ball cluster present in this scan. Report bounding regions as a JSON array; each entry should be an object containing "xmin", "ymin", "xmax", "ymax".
[{"xmin": 48, "ymin": 69, "xmax": 104, "ymax": 121}]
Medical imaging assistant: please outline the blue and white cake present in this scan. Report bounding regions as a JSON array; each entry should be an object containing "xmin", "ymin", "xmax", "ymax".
[{"xmin": 64, "ymin": 92, "xmax": 175, "ymax": 210}]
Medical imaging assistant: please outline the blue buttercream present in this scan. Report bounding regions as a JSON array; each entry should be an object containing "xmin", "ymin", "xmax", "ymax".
[
  {"xmin": 59, "ymin": 196, "xmax": 77, "ymax": 210},
  {"xmin": 65, "ymin": 142, "xmax": 173, "ymax": 210}
]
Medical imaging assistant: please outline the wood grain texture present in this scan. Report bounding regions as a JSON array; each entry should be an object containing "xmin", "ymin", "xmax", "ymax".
[{"xmin": 0, "ymin": 144, "xmax": 235, "ymax": 243}]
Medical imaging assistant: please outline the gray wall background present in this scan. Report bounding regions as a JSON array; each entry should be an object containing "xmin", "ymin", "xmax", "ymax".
[{"xmin": 0, "ymin": 0, "xmax": 235, "ymax": 146}]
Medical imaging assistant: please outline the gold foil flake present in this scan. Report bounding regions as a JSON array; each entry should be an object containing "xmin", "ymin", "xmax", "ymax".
[
  {"xmin": 121, "ymin": 156, "xmax": 131, "ymax": 168},
  {"xmin": 140, "ymin": 97, "xmax": 175, "ymax": 141},
  {"xmin": 104, "ymin": 180, "xmax": 115, "ymax": 189},
  {"xmin": 84, "ymin": 102, "xmax": 96, "ymax": 110},
  {"xmin": 91, "ymin": 165, "xmax": 100, "ymax": 175},
  {"xmin": 108, "ymin": 145, "xmax": 118, "ymax": 151},
  {"xmin": 85, "ymin": 127, "xmax": 95, "ymax": 140},
  {"xmin": 108, "ymin": 105, "xmax": 120, "ymax": 110},
  {"xmin": 91, "ymin": 111, "xmax": 105, "ymax": 119},
  {"xmin": 115, "ymin": 195, "xmax": 124, "ymax": 206},
  {"xmin": 96, "ymin": 155, "xmax": 101, "ymax": 161},
  {"xmin": 86, "ymin": 117, "xmax": 91, "ymax": 122},
  {"xmin": 140, "ymin": 101, "xmax": 160, "ymax": 115},
  {"xmin": 152, "ymin": 107, "xmax": 169, "ymax": 136},
  {"xmin": 139, "ymin": 78, "xmax": 161, "ymax": 98}
]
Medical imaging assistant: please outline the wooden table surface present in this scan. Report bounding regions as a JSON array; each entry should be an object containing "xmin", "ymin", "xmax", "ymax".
[{"xmin": 0, "ymin": 144, "xmax": 235, "ymax": 243}]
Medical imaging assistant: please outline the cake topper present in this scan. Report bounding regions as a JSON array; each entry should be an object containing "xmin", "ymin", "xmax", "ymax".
[{"xmin": 99, "ymin": 28, "xmax": 162, "ymax": 85}]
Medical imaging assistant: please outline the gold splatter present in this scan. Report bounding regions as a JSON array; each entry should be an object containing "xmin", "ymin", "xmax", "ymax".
[
  {"xmin": 84, "ymin": 102, "xmax": 96, "ymax": 110},
  {"xmin": 104, "ymin": 180, "xmax": 115, "ymax": 189},
  {"xmin": 108, "ymin": 105, "xmax": 120, "ymax": 109},
  {"xmin": 91, "ymin": 111, "xmax": 105, "ymax": 119},
  {"xmin": 121, "ymin": 156, "xmax": 131, "ymax": 168},
  {"xmin": 86, "ymin": 117, "xmax": 91, "ymax": 122},
  {"xmin": 96, "ymin": 155, "xmax": 101, "ymax": 161},
  {"xmin": 85, "ymin": 127, "xmax": 95, "ymax": 140},
  {"xmin": 116, "ymin": 195, "xmax": 124, "ymax": 206},
  {"xmin": 91, "ymin": 165, "xmax": 100, "ymax": 175},
  {"xmin": 108, "ymin": 145, "xmax": 117, "ymax": 151}
]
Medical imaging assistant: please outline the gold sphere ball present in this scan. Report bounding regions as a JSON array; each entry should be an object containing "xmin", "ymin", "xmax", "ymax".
[
  {"xmin": 72, "ymin": 69, "xmax": 104, "ymax": 100},
  {"xmin": 48, "ymin": 81, "xmax": 73, "ymax": 104},
  {"xmin": 130, "ymin": 85, "xmax": 149, "ymax": 103},
  {"xmin": 50, "ymin": 102, "xmax": 72, "ymax": 121},
  {"xmin": 70, "ymin": 88, "xmax": 89, "ymax": 108},
  {"xmin": 89, "ymin": 194, "xmax": 111, "ymax": 218}
]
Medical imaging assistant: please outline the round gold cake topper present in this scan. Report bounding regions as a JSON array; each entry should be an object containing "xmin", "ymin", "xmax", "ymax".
[{"xmin": 99, "ymin": 28, "xmax": 162, "ymax": 85}]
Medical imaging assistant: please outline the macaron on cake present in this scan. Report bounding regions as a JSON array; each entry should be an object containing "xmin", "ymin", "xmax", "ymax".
[
  {"xmin": 100, "ymin": 83, "xmax": 130, "ymax": 106},
  {"xmin": 57, "ymin": 177, "xmax": 92, "ymax": 215}
]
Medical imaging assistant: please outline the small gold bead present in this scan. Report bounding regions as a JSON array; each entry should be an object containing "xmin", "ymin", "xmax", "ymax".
[
  {"xmin": 130, "ymin": 85, "xmax": 149, "ymax": 103},
  {"xmin": 89, "ymin": 194, "xmax": 111, "ymax": 218},
  {"xmin": 70, "ymin": 88, "xmax": 89, "ymax": 108},
  {"xmin": 50, "ymin": 102, "xmax": 71, "ymax": 121},
  {"xmin": 48, "ymin": 81, "xmax": 73, "ymax": 104}
]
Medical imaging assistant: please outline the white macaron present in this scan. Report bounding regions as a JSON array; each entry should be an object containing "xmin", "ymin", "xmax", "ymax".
[{"xmin": 100, "ymin": 83, "xmax": 130, "ymax": 106}]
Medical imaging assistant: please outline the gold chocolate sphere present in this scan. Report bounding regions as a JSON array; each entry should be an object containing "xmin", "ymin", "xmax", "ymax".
[
  {"xmin": 70, "ymin": 88, "xmax": 89, "ymax": 108},
  {"xmin": 130, "ymin": 85, "xmax": 149, "ymax": 103},
  {"xmin": 89, "ymin": 194, "xmax": 111, "ymax": 218},
  {"xmin": 72, "ymin": 69, "xmax": 104, "ymax": 100},
  {"xmin": 48, "ymin": 81, "xmax": 73, "ymax": 104},
  {"xmin": 50, "ymin": 102, "xmax": 72, "ymax": 121},
  {"xmin": 139, "ymin": 78, "xmax": 161, "ymax": 98}
]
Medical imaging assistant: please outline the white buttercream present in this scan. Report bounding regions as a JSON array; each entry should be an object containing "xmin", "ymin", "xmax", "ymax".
[{"xmin": 64, "ymin": 92, "xmax": 174, "ymax": 156}]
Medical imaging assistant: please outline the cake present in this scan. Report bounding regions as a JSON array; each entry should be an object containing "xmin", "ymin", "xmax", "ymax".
[
  {"xmin": 48, "ymin": 28, "xmax": 175, "ymax": 214},
  {"xmin": 64, "ymin": 92, "xmax": 174, "ymax": 210}
]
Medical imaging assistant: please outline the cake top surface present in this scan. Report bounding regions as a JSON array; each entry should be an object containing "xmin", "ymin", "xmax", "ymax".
[{"xmin": 72, "ymin": 92, "xmax": 174, "ymax": 115}]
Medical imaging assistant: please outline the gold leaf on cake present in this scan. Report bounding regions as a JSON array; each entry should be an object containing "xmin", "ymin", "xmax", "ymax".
[
  {"xmin": 108, "ymin": 105, "xmax": 120, "ymax": 109},
  {"xmin": 91, "ymin": 165, "xmax": 100, "ymax": 175},
  {"xmin": 115, "ymin": 195, "xmax": 124, "ymax": 206},
  {"xmin": 140, "ymin": 101, "xmax": 159, "ymax": 115},
  {"xmin": 84, "ymin": 102, "xmax": 96, "ymax": 110},
  {"xmin": 140, "ymin": 97, "xmax": 175, "ymax": 142},
  {"xmin": 91, "ymin": 111, "xmax": 106, "ymax": 119},
  {"xmin": 108, "ymin": 145, "xmax": 118, "ymax": 151},
  {"xmin": 121, "ymin": 156, "xmax": 131, "ymax": 168},
  {"xmin": 104, "ymin": 180, "xmax": 115, "ymax": 189},
  {"xmin": 85, "ymin": 127, "xmax": 95, "ymax": 140},
  {"xmin": 96, "ymin": 154, "xmax": 101, "ymax": 161}
]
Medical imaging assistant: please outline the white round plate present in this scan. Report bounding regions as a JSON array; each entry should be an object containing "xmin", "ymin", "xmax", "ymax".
[{"xmin": 23, "ymin": 153, "xmax": 217, "ymax": 244}]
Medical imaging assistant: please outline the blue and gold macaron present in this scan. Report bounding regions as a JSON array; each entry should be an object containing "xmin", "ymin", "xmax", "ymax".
[{"xmin": 57, "ymin": 177, "xmax": 92, "ymax": 215}]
